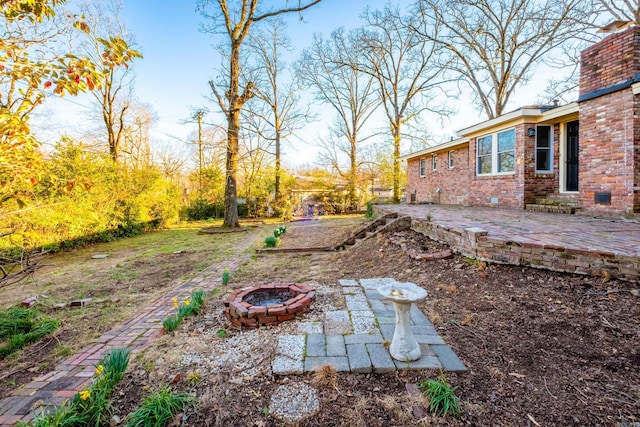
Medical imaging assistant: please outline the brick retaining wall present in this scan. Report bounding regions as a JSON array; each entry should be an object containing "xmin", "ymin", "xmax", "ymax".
[{"xmin": 411, "ymin": 218, "xmax": 639, "ymax": 282}]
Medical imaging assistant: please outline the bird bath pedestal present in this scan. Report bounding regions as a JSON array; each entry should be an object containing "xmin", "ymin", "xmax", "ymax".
[{"xmin": 377, "ymin": 282, "xmax": 428, "ymax": 361}]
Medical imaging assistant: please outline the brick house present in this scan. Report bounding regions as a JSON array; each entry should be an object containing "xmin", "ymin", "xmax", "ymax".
[{"xmin": 403, "ymin": 25, "xmax": 640, "ymax": 216}]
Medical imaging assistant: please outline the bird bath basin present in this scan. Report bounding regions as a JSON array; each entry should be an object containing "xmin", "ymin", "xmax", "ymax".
[{"xmin": 377, "ymin": 282, "xmax": 428, "ymax": 361}]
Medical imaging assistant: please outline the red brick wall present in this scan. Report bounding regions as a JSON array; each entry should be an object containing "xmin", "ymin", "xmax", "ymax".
[
  {"xmin": 523, "ymin": 123, "xmax": 561, "ymax": 203},
  {"xmin": 579, "ymin": 89, "xmax": 637, "ymax": 214},
  {"xmin": 406, "ymin": 146, "xmax": 470, "ymax": 204},
  {"xmin": 580, "ymin": 26, "xmax": 640, "ymax": 97}
]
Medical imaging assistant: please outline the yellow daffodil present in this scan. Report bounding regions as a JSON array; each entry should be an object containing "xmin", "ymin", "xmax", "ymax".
[
  {"xmin": 95, "ymin": 364, "xmax": 104, "ymax": 375},
  {"xmin": 184, "ymin": 300, "xmax": 191, "ymax": 306},
  {"xmin": 79, "ymin": 390, "xmax": 90, "ymax": 400},
  {"xmin": 172, "ymin": 297, "xmax": 178, "ymax": 308}
]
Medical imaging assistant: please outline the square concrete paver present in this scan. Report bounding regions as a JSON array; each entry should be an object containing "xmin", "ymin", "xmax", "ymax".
[
  {"xmin": 346, "ymin": 343, "xmax": 372, "ymax": 373},
  {"xmin": 272, "ymin": 356, "xmax": 304, "ymax": 375},
  {"xmin": 304, "ymin": 356, "xmax": 350, "ymax": 372},
  {"xmin": 277, "ymin": 335, "xmax": 305, "ymax": 359},
  {"xmin": 350, "ymin": 311, "xmax": 378, "ymax": 334},
  {"xmin": 325, "ymin": 310, "xmax": 351, "ymax": 335},
  {"xmin": 306, "ymin": 334, "xmax": 326, "ymax": 357},
  {"xmin": 326, "ymin": 334, "xmax": 347, "ymax": 357},
  {"xmin": 366, "ymin": 343, "xmax": 396, "ymax": 373}
]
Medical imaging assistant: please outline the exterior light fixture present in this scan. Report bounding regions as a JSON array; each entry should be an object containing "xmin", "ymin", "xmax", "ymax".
[{"xmin": 527, "ymin": 127, "xmax": 536, "ymax": 137}]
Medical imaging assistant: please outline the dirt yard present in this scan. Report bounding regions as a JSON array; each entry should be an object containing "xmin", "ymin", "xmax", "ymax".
[{"xmin": 2, "ymin": 216, "xmax": 639, "ymax": 426}]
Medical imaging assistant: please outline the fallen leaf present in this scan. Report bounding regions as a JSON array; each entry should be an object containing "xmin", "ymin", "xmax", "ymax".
[{"xmin": 167, "ymin": 413, "xmax": 183, "ymax": 427}]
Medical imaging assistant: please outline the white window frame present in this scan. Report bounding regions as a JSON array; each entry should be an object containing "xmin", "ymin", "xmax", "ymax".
[
  {"xmin": 448, "ymin": 150, "xmax": 455, "ymax": 168},
  {"xmin": 432, "ymin": 154, "xmax": 437, "ymax": 171},
  {"xmin": 419, "ymin": 158, "xmax": 426, "ymax": 177},
  {"xmin": 476, "ymin": 127, "xmax": 516, "ymax": 176},
  {"xmin": 535, "ymin": 125, "xmax": 553, "ymax": 174}
]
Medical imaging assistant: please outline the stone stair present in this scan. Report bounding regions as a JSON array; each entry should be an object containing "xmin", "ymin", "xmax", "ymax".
[
  {"xmin": 525, "ymin": 196, "xmax": 581, "ymax": 214},
  {"xmin": 335, "ymin": 213, "xmax": 412, "ymax": 250}
]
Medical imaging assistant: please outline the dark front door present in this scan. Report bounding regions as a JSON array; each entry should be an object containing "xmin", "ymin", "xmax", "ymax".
[{"xmin": 565, "ymin": 120, "xmax": 579, "ymax": 192}]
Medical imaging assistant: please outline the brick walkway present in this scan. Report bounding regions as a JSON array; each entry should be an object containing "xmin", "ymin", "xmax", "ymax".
[
  {"xmin": 379, "ymin": 204, "xmax": 640, "ymax": 281},
  {"xmin": 271, "ymin": 278, "xmax": 466, "ymax": 375},
  {"xmin": 0, "ymin": 236, "xmax": 255, "ymax": 427}
]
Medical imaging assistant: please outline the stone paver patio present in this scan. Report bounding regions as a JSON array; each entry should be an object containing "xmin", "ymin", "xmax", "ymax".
[{"xmin": 271, "ymin": 278, "xmax": 466, "ymax": 375}]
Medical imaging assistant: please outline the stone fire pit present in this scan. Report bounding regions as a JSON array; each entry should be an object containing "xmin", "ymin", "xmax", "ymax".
[{"xmin": 224, "ymin": 283, "xmax": 316, "ymax": 328}]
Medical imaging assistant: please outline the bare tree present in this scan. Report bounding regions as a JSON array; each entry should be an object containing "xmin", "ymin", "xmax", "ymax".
[
  {"xmin": 597, "ymin": 0, "xmax": 640, "ymax": 24},
  {"xmin": 79, "ymin": 0, "xmax": 142, "ymax": 162},
  {"xmin": 245, "ymin": 18, "xmax": 308, "ymax": 215},
  {"xmin": 297, "ymin": 28, "xmax": 380, "ymax": 208},
  {"xmin": 354, "ymin": 5, "xmax": 453, "ymax": 203},
  {"xmin": 416, "ymin": 0, "xmax": 595, "ymax": 119},
  {"xmin": 198, "ymin": 0, "xmax": 322, "ymax": 228},
  {"xmin": 120, "ymin": 101, "xmax": 156, "ymax": 170}
]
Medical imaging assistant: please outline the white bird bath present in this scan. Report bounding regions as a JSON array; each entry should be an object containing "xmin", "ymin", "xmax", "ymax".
[{"xmin": 377, "ymin": 282, "xmax": 428, "ymax": 361}]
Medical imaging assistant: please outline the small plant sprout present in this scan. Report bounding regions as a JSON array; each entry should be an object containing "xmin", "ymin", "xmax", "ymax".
[
  {"xmin": 264, "ymin": 236, "xmax": 279, "ymax": 248},
  {"xmin": 418, "ymin": 371, "xmax": 461, "ymax": 418},
  {"xmin": 222, "ymin": 267, "xmax": 230, "ymax": 285},
  {"xmin": 163, "ymin": 314, "xmax": 180, "ymax": 333},
  {"xmin": 216, "ymin": 328, "xmax": 228, "ymax": 338}
]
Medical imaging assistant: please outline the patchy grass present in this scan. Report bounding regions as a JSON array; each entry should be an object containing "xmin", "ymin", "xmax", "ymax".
[
  {"xmin": 0, "ymin": 308, "xmax": 60, "ymax": 359},
  {"xmin": 0, "ymin": 221, "xmax": 263, "ymax": 399}
]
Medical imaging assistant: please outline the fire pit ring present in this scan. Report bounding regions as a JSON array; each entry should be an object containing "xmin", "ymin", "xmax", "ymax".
[{"xmin": 224, "ymin": 283, "xmax": 316, "ymax": 328}]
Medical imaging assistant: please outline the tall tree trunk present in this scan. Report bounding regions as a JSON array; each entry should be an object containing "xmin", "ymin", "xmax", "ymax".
[
  {"xmin": 224, "ymin": 40, "xmax": 242, "ymax": 228},
  {"xmin": 392, "ymin": 121, "xmax": 401, "ymax": 203},
  {"xmin": 349, "ymin": 136, "xmax": 358, "ymax": 209},
  {"xmin": 274, "ymin": 129, "xmax": 281, "ymax": 212}
]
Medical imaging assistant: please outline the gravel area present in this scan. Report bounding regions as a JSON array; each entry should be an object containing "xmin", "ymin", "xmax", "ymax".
[{"xmin": 269, "ymin": 382, "xmax": 320, "ymax": 424}]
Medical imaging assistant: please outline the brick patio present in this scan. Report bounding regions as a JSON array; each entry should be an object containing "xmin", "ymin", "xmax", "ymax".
[{"xmin": 379, "ymin": 204, "xmax": 640, "ymax": 281}]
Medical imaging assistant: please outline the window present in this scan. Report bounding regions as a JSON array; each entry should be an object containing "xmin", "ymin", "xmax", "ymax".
[
  {"xmin": 477, "ymin": 135, "xmax": 492, "ymax": 175},
  {"xmin": 476, "ymin": 128, "xmax": 516, "ymax": 175},
  {"xmin": 535, "ymin": 125, "xmax": 552, "ymax": 173},
  {"xmin": 448, "ymin": 151, "xmax": 455, "ymax": 168},
  {"xmin": 419, "ymin": 158, "xmax": 426, "ymax": 177},
  {"xmin": 432, "ymin": 154, "xmax": 437, "ymax": 171},
  {"xmin": 497, "ymin": 129, "xmax": 515, "ymax": 172}
]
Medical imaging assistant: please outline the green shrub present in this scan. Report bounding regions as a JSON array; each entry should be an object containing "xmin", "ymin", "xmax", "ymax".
[
  {"xmin": 264, "ymin": 236, "xmax": 279, "ymax": 248},
  {"xmin": 273, "ymin": 228, "xmax": 281, "ymax": 237},
  {"xmin": 124, "ymin": 388, "xmax": 195, "ymax": 427},
  {"xmin": 365, "ymin": 201, "xmax": 376, "ymax": 219},
  {"xmin": 221, "ymin": 267, "xmax": 230, "ymax": 285},
  {"xmin": 1, "ymin": 138, "xmax": 181, "ymax": 255},
  {"xmin": 418, "ymin": 372, "xmax": 461, "ymax": 418}
]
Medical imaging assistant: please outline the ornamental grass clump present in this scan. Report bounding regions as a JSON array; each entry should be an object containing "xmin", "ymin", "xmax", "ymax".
[
  {"xmin": 124, "ymin": 387, "xmax": 195, "ymax": 427},
  {"xmin": 418, "ymin": 371, "xmax": 461, "ymax": 418},
  {"xmin": 125, "ymin": 388, "xmax": 196, "ymax": 427}
]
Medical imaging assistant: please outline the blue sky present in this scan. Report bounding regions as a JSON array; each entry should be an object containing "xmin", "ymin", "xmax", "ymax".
[
  {"xmin": 34, "ymin": 0, "xmax": 563, "ymax": 167},
  {"xmin": 37, "ymin": 0, "xmax": 390, "ymax": 165}
]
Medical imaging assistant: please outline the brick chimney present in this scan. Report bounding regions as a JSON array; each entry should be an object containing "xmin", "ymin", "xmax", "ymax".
[{"xmin": 579, "ymin": 26, "xmax": 640, "ymax": 100}]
